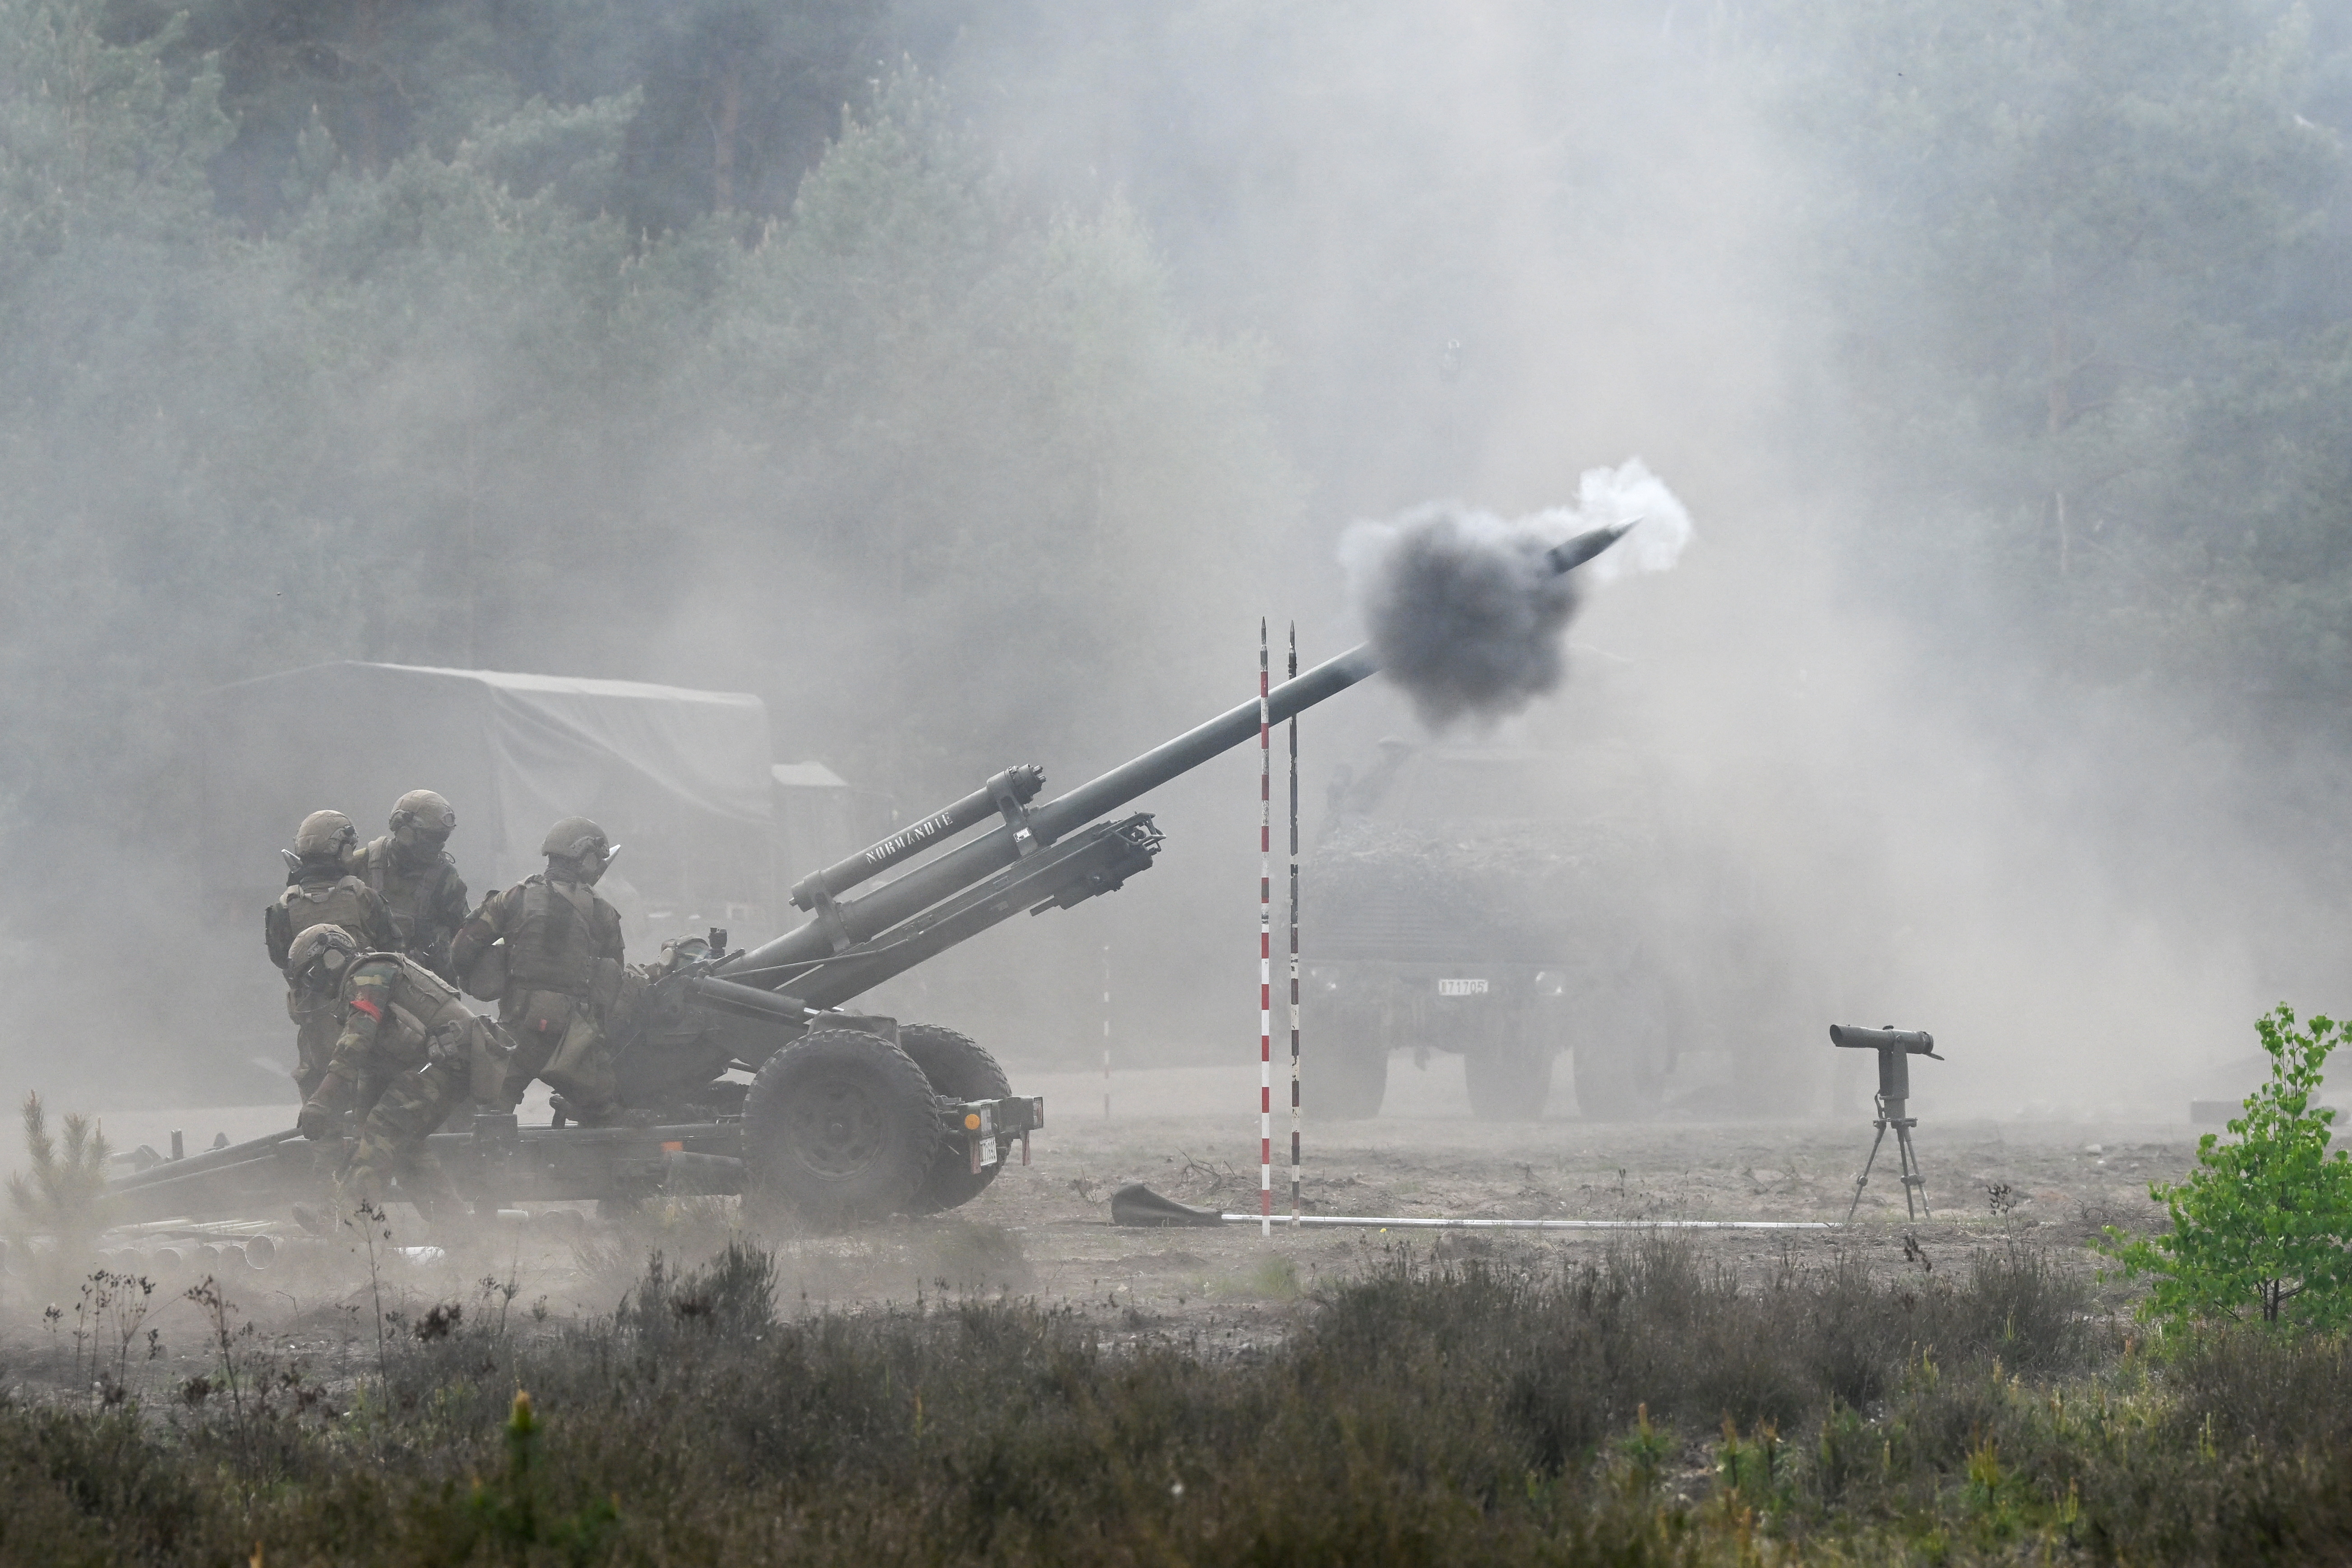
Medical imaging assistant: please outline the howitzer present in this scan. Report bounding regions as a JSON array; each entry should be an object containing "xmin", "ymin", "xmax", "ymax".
[{"xmin": 118, "ymin": 522, "xmax": 1633, "ymax": 1229}]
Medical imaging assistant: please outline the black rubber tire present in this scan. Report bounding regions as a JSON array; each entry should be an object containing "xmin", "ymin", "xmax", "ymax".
[
  {"xmin": 899, "ymin": 1024, "xmax": 1013, "ymax": 1216},
  {"xmin": 1315, "ymin": 1004, "xmax": 1390, "ymax": 1119},
  {"xmin": 1465, "ymin": 1045, "xmax": 1554, "ymax": 1121},
  {"xmin": 1573, "ymin": 1045, "xmax": 1666, "ymax": 1121},
  {"xmin": 742, "ymin": 1029, "xmax": 941, "ymax": 1226}
]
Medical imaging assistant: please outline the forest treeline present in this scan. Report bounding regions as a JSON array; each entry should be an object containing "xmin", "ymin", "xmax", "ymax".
[
  {"xmin": 5, "ymin": 0, "xmax": 2352, "ymax": 869},
  {"xmin": 1793, "ymin": 0, "xmax": 2352, "ymax": 710},
  {"xmin": 0, "ymin": 0, "xmax": 1294, "ymax": 856}
]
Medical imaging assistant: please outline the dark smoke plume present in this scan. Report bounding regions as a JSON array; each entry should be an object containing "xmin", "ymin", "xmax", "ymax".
[
  {"xmin": 1345, "ymin": 506, "xmax": 1580, "ymax": 725},
  {"xmin": 1341, "ymin": 460, "xmax": 1692, "ymax": 726}
]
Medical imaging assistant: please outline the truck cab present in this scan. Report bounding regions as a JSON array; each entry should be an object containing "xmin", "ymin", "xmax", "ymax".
[{"xmin": 1305, "ymin": 738, "xmax": 1683, "ymax": 1119}]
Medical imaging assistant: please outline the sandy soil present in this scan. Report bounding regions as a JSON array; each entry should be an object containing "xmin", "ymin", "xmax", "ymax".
[{"xmin": 0, "ymin": 1058, "xmax": 2195, "ymax": 1397}]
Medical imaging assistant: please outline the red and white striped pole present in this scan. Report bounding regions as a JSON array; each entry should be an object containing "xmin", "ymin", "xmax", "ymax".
[
  {"xmin": 1258, "ymin": 618, "xmax": 1273, "ymax": 1238},
  {"xmin": 1288, "ymin": 623, "xmax": 1302, "ymax": 1226}
]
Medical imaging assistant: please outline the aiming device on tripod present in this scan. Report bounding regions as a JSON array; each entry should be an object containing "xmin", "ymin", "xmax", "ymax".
[{"xmin": 1833, "ymin": 1023, "xmax": 1941, "ymax": 1221}]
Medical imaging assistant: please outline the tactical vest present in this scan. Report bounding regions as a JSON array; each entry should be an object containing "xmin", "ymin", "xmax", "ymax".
[
  {"xmin": 502, "ymin": 877, "xmax": 617, "ymax": 998},
  {"xmin": 277, "ymin": 874, "xmax": 381, "ymax": 949},
  {"xmin": 349, "ymin": 954, "xmax": 480, "ymax": 1065},
  {"xmin": 360, "ymin": 837, "xmax": 459, "ymax": 950}
]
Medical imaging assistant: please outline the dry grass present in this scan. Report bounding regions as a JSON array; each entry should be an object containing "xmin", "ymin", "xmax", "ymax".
[{"xmin": 0, "ymin": 1233, "xmax": 2347, "ymax": 1563}]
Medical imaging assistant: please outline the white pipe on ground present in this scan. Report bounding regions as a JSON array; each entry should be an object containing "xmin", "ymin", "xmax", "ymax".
[{"xmin": 1208, "ymin": 1215, "xmax": 1835, "ymax": 1230}]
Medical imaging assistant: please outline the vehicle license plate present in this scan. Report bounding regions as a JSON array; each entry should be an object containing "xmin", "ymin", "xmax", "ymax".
[{"xmin": 1437, "ymin": 978, "xmax": 1489, "ymax": 997}]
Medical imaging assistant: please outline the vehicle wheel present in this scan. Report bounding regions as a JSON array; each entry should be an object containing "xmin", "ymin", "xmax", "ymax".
[
  {"xmin": 898, "ymin": 1024, "xmax": 1012, "ymax": 1216},
  {"xmin": 1315, "ymin": 1004, "xmax": 1390, "ymax": 1119},
  {"xmin": 1465, "ymin": 1045, "xmax": 1553, "ymax": 1121},
  {"xmin": 1573, "ymin": 1045, "xmax": 1666, "ymax": 1121},
  {"xmin": 741, "ymin": 1028, "xmax": 940, "ymax": 1226}
]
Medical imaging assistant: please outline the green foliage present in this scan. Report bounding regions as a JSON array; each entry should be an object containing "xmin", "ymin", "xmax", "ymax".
[
  {"xmin": 1713, "ymin": 1416, "xmax": 1793, "ymax": 1518},
  {"xmin": 1784, "ymin": 0, "xmax": 2352, "ymax": 702},
  {"xmin": 696, "ymin": 70, "xmax": 1291, "ymax": 785},
  {"xmin": 2100, "ymin": 1004, "xmax": 2352, "ymax": 1328},
  {"xmin": 103, "ymin": 0, "xmax": 894, "ymax": 233},
  {"xmin": 5, "ymin": 1092, "xmax": 111, "ymax": 1237},
  {"xmin": 0, "ymin": 0, "xmax": 1297, "ymax": 933},
  {"xmin": 459, "ymin": 1391, "xmax": 619, "ymax": 1564}
]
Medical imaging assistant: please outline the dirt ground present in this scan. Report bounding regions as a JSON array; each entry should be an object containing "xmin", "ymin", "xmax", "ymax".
[{"xmin": 0, "ymin": 1055, "xmax": 2197, "ymax": 1401}]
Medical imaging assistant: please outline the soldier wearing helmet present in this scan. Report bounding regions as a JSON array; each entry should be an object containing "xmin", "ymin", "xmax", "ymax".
[
  {"xmin": 347, "ymin": 790, "xmax": 470, "ymax": 978},
  {"xmin": 290, "ymin": 924, "xmax": 513, "ymax": 1221},
  {"xmin": 448, "ymin": 816, "xmax": 628, "ymax": 1125},
  {"xmin": 266, "ymin": 811, "xmax": 398, "ymax": 1096}
]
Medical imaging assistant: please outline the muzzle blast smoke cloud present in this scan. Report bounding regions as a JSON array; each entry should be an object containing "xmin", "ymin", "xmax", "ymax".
[{"xmin": 1340, "ymin": 459, "xmax": 1693, "ymax": 726}]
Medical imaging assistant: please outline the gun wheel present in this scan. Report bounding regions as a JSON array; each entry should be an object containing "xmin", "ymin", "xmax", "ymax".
[
  {"xmin": 742, "ymin": 1028, "xmax": 940, "ymax": 1226},
  {"xmin": 899, "ymin": 1025, "xmax": 1012, "ymax": 1215}
]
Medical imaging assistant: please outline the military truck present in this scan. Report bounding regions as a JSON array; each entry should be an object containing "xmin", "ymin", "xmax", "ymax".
[{"xmin": 1304, "ymin": 737, "xmax": 1687, "ymax": 1120}]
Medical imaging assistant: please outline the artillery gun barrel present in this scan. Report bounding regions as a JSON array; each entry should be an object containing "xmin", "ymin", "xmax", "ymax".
[
  {"xmin": 721, "ymin": 521, "xmax": 1633, "ymax": 987},
  {"xmin": 1545, "ymin": 523, "xmax": 1632, "ymax": 574},
  {"xmin": 790, "ymin": 765, "xmax": 1044, "ymax": 908}
]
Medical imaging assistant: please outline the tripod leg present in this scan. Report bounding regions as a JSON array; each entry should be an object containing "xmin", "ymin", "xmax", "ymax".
[
  {"xmin": 1895, "ymin": 1123, "xmax": 1928, "ymax": 1220},
  {"xmin": 1847, "ymin": 1119, "xmax": 1891, "ymax": 1223}
]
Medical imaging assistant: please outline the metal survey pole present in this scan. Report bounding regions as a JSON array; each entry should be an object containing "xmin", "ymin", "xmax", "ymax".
[
  {"xmin": 1101, "ymin": 944, "xmax": 1111, "ymax": 1121},
  {"xmin": 1287, "ymin": 623, "xmax": 1302, "ymax": 1226},
  {"xmin": 1258, "ymin": 620, "xmax": 1273, "ymax": 1238}
]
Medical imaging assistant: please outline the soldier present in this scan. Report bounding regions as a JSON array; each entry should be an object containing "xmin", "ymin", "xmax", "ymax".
[
  {"xmin": 448, "ymin": 816, "xmax": 628, "ymax": 1126},
  {"xmin": 349, "ymin": 790, "xmax": 470, "ymax": 977},
  {"xmin": 264, "ymin": 810, "xmax": 398, "ymax": 1097},
  {"xmin": 289, "ymin": 924, "xmax": 510, "ymax": 1220}
]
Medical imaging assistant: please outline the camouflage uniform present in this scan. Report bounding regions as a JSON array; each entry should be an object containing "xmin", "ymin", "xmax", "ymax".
[
  {"xmin": 265, "ymin": 812, "xmax": 397, "ymax": 1097},
  {"xmin": 351, "ymin": 834, "xmax": 469, "ymax": 977},
  {"xmin": 300, "ymin": 950, "xmax": 509, "ymax": 1218},
  {"xmin": 450, "ymin": 817, "xmax": 627, "ymax": 1125}
]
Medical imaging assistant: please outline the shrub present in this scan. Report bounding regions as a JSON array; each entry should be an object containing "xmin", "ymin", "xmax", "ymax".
[
  {"xmin": 2100, "ymin": 1004, "xmax": 2352, "ymax": 1328},
  {"xmin": 0, "ymin": 1237, "xmax": 2166, "ymax": 1564},
  {"xmin": 5, "ymin": 1092, "xmax": 111, "ymax": 1239}
]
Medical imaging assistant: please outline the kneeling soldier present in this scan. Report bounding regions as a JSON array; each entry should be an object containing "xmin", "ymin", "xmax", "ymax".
[
  {"xmin": 266, "ymin": 810, "xmax": 398, "ymax": 1097},
  {"xmin": 288, "ymin": 924, "xmax": 512, "ymax": 1220}
]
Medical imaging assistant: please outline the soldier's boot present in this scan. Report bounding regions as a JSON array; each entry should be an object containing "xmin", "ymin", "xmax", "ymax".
[
  {"xmin": 347, "ymin": 1064, "xmax": 467, "ymax": 1227},
  {"xmin": 549, "ymin": 1092, "xmax": 646, "ymax": 1129},
  {"xmin": 342, "ymin": 1159, "xmax": 439, "ymax": 1238},
  {"xmin": 329, "ymin": 1169, "xmax": 393, "ymax": 1237},
  {"xmin": 544, "ymin": 1016, "xmax": 622, "ymax": 1125},
  {"xmin": 398, "ymin": 1180, "xmax": 450, "ymax": 1229},
  {"xmin": 397, "ymin": 1148, "xmax": 465, "ymax": 1226}
]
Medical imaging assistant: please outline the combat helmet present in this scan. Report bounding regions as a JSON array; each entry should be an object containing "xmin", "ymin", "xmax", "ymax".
[
  {"xmin": 286, "ymin": 923, "xmax": 361, "ymax": 992},
  {"xmin": 541, "ymin": 816, "xmax": 619, "ymax": 884},
  {"xmin": 292, "ymin": 809, "xmax": 359, "ymax": 860},
  {"xmin": 388, "ymin": 790, "xmax": 456, "ymax": 850}
]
